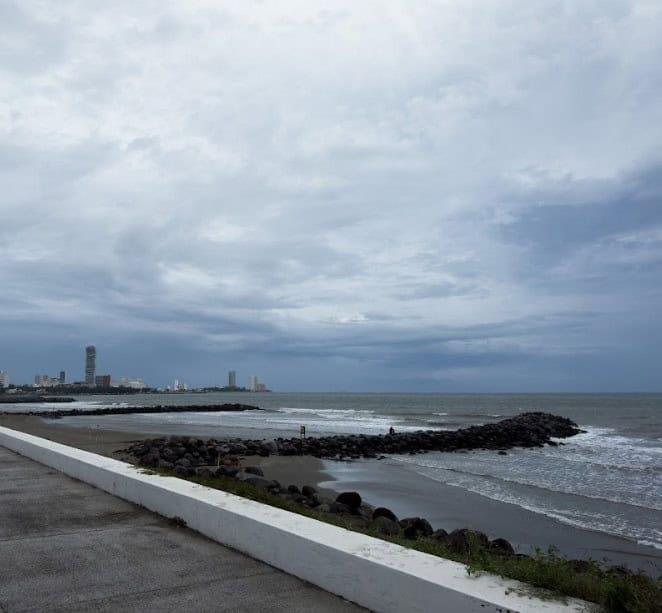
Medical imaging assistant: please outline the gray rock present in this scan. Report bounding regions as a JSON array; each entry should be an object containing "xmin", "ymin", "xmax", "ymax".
[
  {"xmin": 244, "ymin": 466, "xmax": 264, "ymax": 476},
  {"xmin": 329, "ymin": 502, "xmax": 351, "ymax": 514},
  {"xmin": 372, "ymin": 516, "xmax": 401, "ymax": 536},
  {"xmin": 399, "ymin": 517, "xmax": 433, "ymax": 539},
  {"xmin": 217, "ymin": 466, "xmax": 239, "ymax": 478},
  {"xmin": 448, "ymin": 529, "xmax": 489, "ymax": 553},
  {"xmin": 372, "ymin": 507, "xmax": 397, "ymax": 522},
  {"xmin": 336, "ymin": 491, "xmax": 362, "ymax": 510},
  {"xmin": 489, "ymin": 537, "xmax": 515, "ymax": 556},
  {"xmin": 242, "ymin": 476, "xmax": 277, "ymax": 490},
  {"xmin": 432, "ymin": 529, "xmax": 449, "ymax": 543},
  {"xmin": 302, "ymin": 485, "xmax": 317, "ymax": 497}
]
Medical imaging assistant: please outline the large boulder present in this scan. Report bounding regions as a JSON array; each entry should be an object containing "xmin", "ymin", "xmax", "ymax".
[
  {"xmin": 329, "ymin": 502, "xmax": 352, "ymax": 514},
  {"xmin": 489, "ymin": 538, "xmax": 515, "ymax": 556},
  {"xmin": 175, "ymin": 457, "xmax": 191, "ymax": 469},
  {"xmin": 448, "ymin": 529, "xmax": 489, "ymax": 554},
  {"xmin": 302, "ymin": 485, "xmax": 317, "ymax": 498},
  {"xmin": 336, "ymin": 491, "xmax": 362, "ymax": 510},
  {"xmin": 399, "ymin": 517, "xmax": 433, "ymax": 539},
  {"xmin": 242, "ymin": 476, "xmax": 278, "ymax": 490},
  {"xmin": 217, "ymin": 466, "xmax": 239, "ymax": 478},
  {"xmin": 262, "ymin": 440, "xmax": 278, "ymax": 455},
  {"xmin": 432, "ymin": 529, "xmax": 449, "ymax": 543},
  {"xmin": 244, "ymin": 466, "xmax": 264, "ymax": 476},
  {"xmin": 372, "ymin": 507, "xmax": 398, "ymax": 522},
  {"xmin": 372, "ymin": 516, "xmax": 402, "ymax": 536}
]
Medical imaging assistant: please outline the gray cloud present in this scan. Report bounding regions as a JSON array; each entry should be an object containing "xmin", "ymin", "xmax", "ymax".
[{"xmin": 1, "ymin": 1, "xmax": 661, "ymax": 390}]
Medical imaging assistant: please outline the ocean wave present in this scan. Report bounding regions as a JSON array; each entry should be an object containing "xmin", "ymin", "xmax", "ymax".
[
  {"xmin": 275, "ymin": 407, "xmax": 374, "ymax": 416},
  {"xmin": 415, "ymin": 463, "xmax": 662, "ymax": 512},
  {"xmin": 392, "ymin": 457, "xmax": 662, "ymax": 549}
]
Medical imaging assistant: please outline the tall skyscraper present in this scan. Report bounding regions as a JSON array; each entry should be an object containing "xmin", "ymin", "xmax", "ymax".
[
  {"xmin": 59, "ymin": 371, "xmax": 66, "ymax": 384},
  {"xmin": 85, "ymin": 345, "xmax": 96, "ymax": 385},
  {"xmin": 228, "ymin": 370, "xmax": 236, "ymax": 388},
  {"xmin": 0, "ymin": 371, "xmax": 9, "ymax": 388},
  {"xmin": 248, "ymin": 375, "xmax": 257, "ymax": 392}
]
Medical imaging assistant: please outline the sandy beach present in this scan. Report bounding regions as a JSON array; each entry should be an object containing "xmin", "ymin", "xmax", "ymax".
[
  {"xmin": 0, "ymin": 414, "xmax": 334, "ymax": 494},
  {"xmin": 2, "ymin": 414, "xmax": 660, "ymax": 575}
]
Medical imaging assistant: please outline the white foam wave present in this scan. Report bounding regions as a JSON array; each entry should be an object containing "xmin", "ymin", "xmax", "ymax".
[{"xmin": 393, "ymin": 456, "xmax": 662, "ymax": 549}]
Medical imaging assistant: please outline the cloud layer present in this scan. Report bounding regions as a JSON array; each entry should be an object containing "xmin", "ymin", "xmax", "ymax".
[{"xmin": 1, "ymin": 1, "xmax": 661, "ymax": 390}]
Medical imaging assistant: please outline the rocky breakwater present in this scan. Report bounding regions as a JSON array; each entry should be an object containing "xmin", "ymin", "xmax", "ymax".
[
  {"xmin": 0, "ymin": 395, "xmax": 76, "ymax": 404},
  {"xmin": 270, "ymin": 412, "xmax": 582, "ymax": 459},
  {"xmin": 3, "ymin": 403, "xmax": 260, "ymax": 418},
  {"xmin": 122, "ymin": 412, "xmax": 581, "ymax": 471}
]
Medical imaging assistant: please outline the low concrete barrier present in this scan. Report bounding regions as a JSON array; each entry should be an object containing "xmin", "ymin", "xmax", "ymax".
[{"xmin": 0, "ymin": 426, "xmax": 591, "ymax": 613}]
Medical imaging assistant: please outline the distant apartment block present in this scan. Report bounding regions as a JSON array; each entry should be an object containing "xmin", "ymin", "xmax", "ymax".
[
  {"xmin": 247, "ymin": 375, "xmax": 267, "ymax": 392},
  {"xmin": 34, "ymin": 374, "xmax": 61, "ymax": 387},
  {"xmin": 172, "ymin": 379, "xmax": 188, "ymax": 391},
  {"xmin": 85, "ymin": 345, "xmax": 96, "ymax": 385},
  {"xmin": 228, "ymin": 370, "xmax": 237, "ymax": 388},
  {"xmin": 94, "ymin": 374, "xmax": 111, "ymax": 388},
  {"xmin": 0, "ymin": 371, "xmax": 9, "ymax": 388},
  {"xmin": 59, "ymin": 371, "xmax": 66, "ymax": 384}
]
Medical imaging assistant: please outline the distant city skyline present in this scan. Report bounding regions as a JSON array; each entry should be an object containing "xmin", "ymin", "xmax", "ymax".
[{"xmin": 1, "ymin": 345, "xmax": 271, "ymax": 391}]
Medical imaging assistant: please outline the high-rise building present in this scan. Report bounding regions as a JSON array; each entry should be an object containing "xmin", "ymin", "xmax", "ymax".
[
  {"xmin": 248, "ymin": 375, "xmax": 257, "ymax": 392},
  {"xmin": 228, "ymin": 370, "xmax": 236, "ymax": 388},
  {"xmin": 0, "ymin": 371, "xmax": 9, "ymax": 388},
  {"xmin": 59, "ymin": 371, "xmax": 66, "ymax": 384},
  {"xmin": 85, "ymin": 345, "xmax": 96, "ymax": 385}
]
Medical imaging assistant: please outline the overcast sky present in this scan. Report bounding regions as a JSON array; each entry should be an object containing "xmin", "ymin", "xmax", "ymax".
[{"xmin": 1, "ymin": 1, "xmax": 661, "ymax": 391}]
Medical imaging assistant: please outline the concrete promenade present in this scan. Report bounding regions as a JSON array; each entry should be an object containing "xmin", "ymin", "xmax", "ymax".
[{"xmin": 0, "ymin": 446, "xmax": 364, "ymax": 612}]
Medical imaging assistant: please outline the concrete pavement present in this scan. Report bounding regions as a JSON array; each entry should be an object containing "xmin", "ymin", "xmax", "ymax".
[{"xmin": 0, "ymin": 446, "xmax": 365, "ymax": 612}]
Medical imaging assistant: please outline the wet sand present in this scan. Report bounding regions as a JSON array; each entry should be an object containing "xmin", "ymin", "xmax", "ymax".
[
  {"xmin": 0, "ymin": 415, "xmax": 151, "ymax": 457},
  {"xmin": 319, "ymin": 457, "xmax": 662, "ymax": 575},
  {"xmin": 2, "ymin": 414, "xmax": 660, "ymax": 575}
]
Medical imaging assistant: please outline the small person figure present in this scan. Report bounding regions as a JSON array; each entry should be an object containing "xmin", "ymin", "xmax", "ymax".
[{"xmin": 389, "ymin": 426, "xmax": 395, "ymax": 435}]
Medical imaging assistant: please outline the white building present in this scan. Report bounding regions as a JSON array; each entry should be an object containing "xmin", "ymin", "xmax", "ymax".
[
  {"xmin": 0, "ymin": 371, "xmax": 9, "ymax": 388},
  {"xmin": 173, "ymin": 379, "xmax": 188, "ymax": 391},
  {"xmin": 248, "ymin": 375, "xmax": 258, "ymax": 392},
  {"xmin": 120, "ymin": 377, "xmax": 146, "ymax": 390}
]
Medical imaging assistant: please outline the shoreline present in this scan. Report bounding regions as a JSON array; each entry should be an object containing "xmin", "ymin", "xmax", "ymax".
[{"xmin": 1, "ymin": 414, "xmax": 660, "ymax": 575}]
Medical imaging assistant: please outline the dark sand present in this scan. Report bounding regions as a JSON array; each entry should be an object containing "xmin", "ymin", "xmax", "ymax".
[
  {"xmin": 0, "ymin": 415, "xmax": 332, "ymax": 493},
  {"xmin": 2, "ymin": 415, "xmax": 660, "ymax": 575}
]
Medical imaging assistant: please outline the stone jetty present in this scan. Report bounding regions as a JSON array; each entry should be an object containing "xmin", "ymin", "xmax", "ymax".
[
  {"xmin": 1, "ymin": 403, "xmax": 261, "ymax": 418},
  {"xmin": 124, "ymin": 412, "xmax": 582, "ymax": 467}
]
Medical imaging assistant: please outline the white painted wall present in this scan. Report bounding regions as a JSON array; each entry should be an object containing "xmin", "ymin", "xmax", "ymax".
[{"xmin": 0, "ymin": 426, "xmax": 593, "ymax": 613}]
